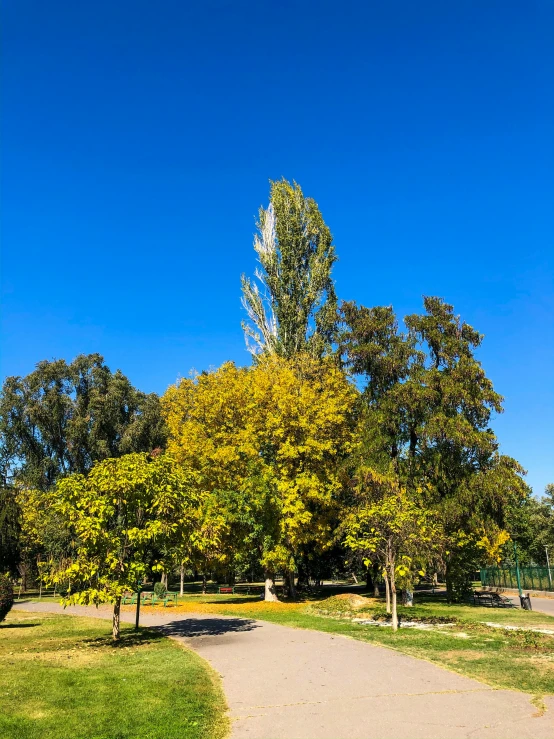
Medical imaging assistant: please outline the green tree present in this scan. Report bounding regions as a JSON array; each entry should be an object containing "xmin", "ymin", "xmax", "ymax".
[
  {"xmin": 241, "ymin": 179, "xmax": 338, "ymax": 359},
  {"xmin": 0, "ymin": 354, "xmax": 167, "ymax": 491},
  {"xmin": 0, "ymin": 487, "xmax": 20, "ymax": 576},
  {"xmin": 343, "ymin": 470, "xmax": 443, "ymax": 631},
  {"xmin": 508, "ymin": 483, "xmax": 554, "ymax": 566},
  {"xmin": 340, "ymin": 297, "xmax": 529, "ymax": 598},
  {"xmin": 163, "ymin": 355, "xmax": 356, "ymax": 600},
  {"xmin": 48, "ymin": 452, "xmax": 199, "ymax": 640}
]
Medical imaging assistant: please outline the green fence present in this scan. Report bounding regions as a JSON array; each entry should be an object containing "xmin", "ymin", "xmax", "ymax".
[{"xmin": 480, "ymin": 566, "xmax": 554, "ymax": 592}]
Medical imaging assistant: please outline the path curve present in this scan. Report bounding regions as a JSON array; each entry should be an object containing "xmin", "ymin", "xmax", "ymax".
[{"xmin": 13, "ymin": 601, "xmax": 554, "ymax": 739}]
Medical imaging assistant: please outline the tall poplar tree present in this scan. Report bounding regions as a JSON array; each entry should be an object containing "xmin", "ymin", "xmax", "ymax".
[{"xmin": 241, "ymin": 179, "xmax": 338, "ymax": 358}]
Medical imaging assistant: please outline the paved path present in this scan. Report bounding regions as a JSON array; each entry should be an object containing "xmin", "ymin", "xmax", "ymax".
[
  {"xmin": 13, "ymin": 602, "xmax": 554, "ymax": 739},
  {"xmin": 507, "ymin": 595, "xmax": 554, "ymax": 617}
]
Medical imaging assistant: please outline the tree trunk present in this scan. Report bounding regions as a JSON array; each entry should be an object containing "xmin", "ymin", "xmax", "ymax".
[
  {"xmin": 112, "ymin": 598, "xmax": 121, "ymax": 641},
  {"xmin": 287, "ymin": 571, "xmax": 297, "ymax": 599},
  {"xmin": 402, "ymin": 589, "xmax": 413, "ymax": 606},
  {"xmin": 372, "ymin": 563, "xmax": 380, "ymax": 597},
  {"xmin": 180, "ymin": 564, "xmax": 185, "ymax": 596},
  {"xmin": 390, "ymin": 569, "xmax": 398, "ymax": 632},
  {"xmin": 445, "ymin": 563, "xmax": 453, "ymax": 603},
  {"xmin": 264, "ymin": 574, "xmax": 279, "ymax": 602},
  {"xmin": 365, "ymin": 564, "xmax": 373, "ymax": 593},
  {"xmin": 296, "ymin": 562, "xmax": 309, "ymax": 590},
  {"xmin": 202, "ymin": 573, "xmax": 206, "ymax": 595},
  {"xmin": 384, "ymin": 571, "xmax": 391, "ymax": 613}
]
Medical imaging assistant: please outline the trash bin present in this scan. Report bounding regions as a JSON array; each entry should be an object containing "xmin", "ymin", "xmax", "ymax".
[{"xmin": 520, "ymin": 593, "xmax": 532, "ymax": 610}]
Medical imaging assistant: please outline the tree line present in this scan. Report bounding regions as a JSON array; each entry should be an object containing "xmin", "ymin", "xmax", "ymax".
[{"xmin": 1, "ymin": 179, "xmax": 552, "ymax": 637}]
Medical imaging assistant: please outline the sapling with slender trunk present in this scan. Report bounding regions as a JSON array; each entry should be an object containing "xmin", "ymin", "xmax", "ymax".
[
  {"xmin": 46, "ymin": 453, "xmax": 199, "ymax": 640},
  {"xmin": 343, "ymin": 470, "xmax": 442, "ymax": 632}
]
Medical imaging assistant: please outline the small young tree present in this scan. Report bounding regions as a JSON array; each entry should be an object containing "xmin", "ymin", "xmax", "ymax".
[
  {"xmin": 49, "ymin": 452, "xmax": 199, "ymax": 640},
  {"xmin": 343, "ymin": 470, "xmax": 442, "ymax": 631}
]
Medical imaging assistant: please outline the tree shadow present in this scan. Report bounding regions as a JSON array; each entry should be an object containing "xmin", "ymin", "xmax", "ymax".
[
  {"xmin": 82, "ymin": 627, "xmax": 166, "ymax": 649},
  {"xmin": 156, "ymin": 617, "xmax": 259, "ymax": 639},
  {"xmin": 0, "ymin": 622, "xmax": 40, "ymax": 629}
]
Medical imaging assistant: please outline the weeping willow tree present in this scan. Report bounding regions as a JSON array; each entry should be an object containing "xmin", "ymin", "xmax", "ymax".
[{"xmin": 241, "ymin": 179, "xmax": 338, "ymax": 358}]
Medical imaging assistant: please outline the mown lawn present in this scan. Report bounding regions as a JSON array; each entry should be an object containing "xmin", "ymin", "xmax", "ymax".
[
  {"xmin": 134, "ymin": 590, "xmax": 554, "ymax": 697},
  {"xmin": 0, "ymin": 611, "xmax": 228, "ymax": 739}
]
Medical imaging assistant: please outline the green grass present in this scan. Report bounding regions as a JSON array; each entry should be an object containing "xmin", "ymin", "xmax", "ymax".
[{"xmin": 0, "ymin": 610, "xmax": 229, "ymax": 739}]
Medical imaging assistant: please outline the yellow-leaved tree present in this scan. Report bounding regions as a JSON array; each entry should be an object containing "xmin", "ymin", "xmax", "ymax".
[{"xmin": 162, "ymin": 355, "xmax": 357, "ymax": 600}]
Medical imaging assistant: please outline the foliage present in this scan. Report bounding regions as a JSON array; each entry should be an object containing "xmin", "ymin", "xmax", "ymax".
[
  {"xmin": 0, "ymin": 573, "xmax": 14, "ymax": 622},
  {"xmin": 154, "ymin": 581, "xmax": 167, "ymax": 597},
  {"xmin": 343, "ymin": 470, "xmax": 443, "ymax": 629},
  {"xmin": 241, "ymin": 179, "xmax": 338, "ymax": 358},
  {"xmin": 0, "ymin": 487, "xmax": 20, "ymax": 576},
  {"xmin": 46, "ymin": 452, "xmax": 199, "ymax": 638},
  {"xmin": 0, "ymin": 353, "xmax": 167, "ymax": 491},
  {"xmin": 163, "ymin": 354, "xmax": 357, "ymax": 597},
  {"xmin": 339, "ymin": 296, "xmax": 529, "ymax": 599},
  {"xmin": 507, "ymin": 483, "xmax": 554, "ymax": 566}
]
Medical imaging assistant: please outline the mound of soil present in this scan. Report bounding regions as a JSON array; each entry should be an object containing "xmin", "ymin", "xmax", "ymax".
[{"xmin": 312, "ymin": 594, "xmax": 370, "ymax": 613}]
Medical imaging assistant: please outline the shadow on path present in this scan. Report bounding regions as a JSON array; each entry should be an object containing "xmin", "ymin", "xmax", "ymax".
[{"xmin": 156, "ymin": 616, "xmax": 259, "ymax": 639}]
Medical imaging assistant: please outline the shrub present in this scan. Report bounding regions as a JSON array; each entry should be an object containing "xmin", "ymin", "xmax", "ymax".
[
  {"xmin": 0, "ymin": 574, "xmax": 14, "ymax": 622},
  {"xmin": 154, "ymin": 581, "xmax": 166, "ymax": 598}
]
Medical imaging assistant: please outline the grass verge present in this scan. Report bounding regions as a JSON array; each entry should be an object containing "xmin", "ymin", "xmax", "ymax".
[{"xmin": 0, "ymin": 610, "xmax": 228, "ymax": 739}]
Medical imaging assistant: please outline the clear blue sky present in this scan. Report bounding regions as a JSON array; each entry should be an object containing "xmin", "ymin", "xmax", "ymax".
[{"xmin": 2, "ymin": 1, "xmax": 553, "ymax": 495}]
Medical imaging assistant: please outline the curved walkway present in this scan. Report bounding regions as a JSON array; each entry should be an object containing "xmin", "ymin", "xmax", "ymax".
[{"xmin": 14, "ymin": 601, "xmax": 554, "ymax": 739}]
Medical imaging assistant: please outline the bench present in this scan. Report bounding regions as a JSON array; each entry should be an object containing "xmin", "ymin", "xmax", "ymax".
[
  {"xmin": 122, "ymin": 591, "xmax": 153, "ymax": 605},
  {"xmin": 218, "ymin": 586, "xmax": 234, "ymax": 594},
  {"xmin": 473, "ymin": 590, "xmax": 515, "ymax": 608},
  {"xmin": 151, "ymin": 591, "xmax": 178, "ymax": 607}
]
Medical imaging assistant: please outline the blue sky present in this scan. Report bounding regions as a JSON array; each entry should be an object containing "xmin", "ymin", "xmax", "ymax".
[{"xmin": 2, "ymin": 1, "xmax": 553, "ymax": 495}]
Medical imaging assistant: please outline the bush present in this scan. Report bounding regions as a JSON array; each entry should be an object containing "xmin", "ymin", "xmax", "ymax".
[
  {"xmin": 153, "ymin": 581, "xmax": 166, "ymax": 598},
  {"xmin": 0, "ymin": 573, "xmax": 14, "ymax": 622}
]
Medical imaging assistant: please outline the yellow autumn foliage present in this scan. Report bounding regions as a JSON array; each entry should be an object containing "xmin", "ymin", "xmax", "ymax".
[{"xmin": 162, "ymin": 354, "xmax": 357, "ymax": 570}]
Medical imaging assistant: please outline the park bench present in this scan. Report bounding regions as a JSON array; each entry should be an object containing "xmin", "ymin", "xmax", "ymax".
[
  {"xmin": 151, "ymin": 591, "xmax": 178, "ymax": 607},
  {"xmin": 218, "ymin": 586, "xmax": 234, "ymax": 594},
  {"xmin": 473, "ymin": 590, "xmax": 515, "ymax": 608}
]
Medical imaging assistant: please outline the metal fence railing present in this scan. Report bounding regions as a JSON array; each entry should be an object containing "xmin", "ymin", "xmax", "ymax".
[{"xmin": 480, "ymin": 566, "xmax": 554, "ymax": 593}]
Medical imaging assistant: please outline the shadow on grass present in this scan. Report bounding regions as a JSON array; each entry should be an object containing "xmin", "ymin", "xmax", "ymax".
[
  {"xmin": 83, "ymin": 627, "xmax": 166, "ymax": 649},
  {"xmin": 157, "ymin": 617, "xmax": 259, "ymax": 639},
  {"xmin": 0, "ymin": 622, "xmax": 40, "ymax": 629}
]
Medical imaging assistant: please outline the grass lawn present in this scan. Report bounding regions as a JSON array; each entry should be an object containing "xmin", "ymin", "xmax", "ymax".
[
  {"xmin": 0, "ymin": 610, "xmax": 228, "ymax": 739},
  {"xmin": 132, "ymin": 590, "xmax": 554, "ymax": 698}
]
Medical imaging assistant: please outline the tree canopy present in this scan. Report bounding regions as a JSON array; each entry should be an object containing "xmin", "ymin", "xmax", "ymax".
[
  {"xmin": 241, "ymin": 179, "xmax": 338, "ymax": 359},
  {"xmin": 1, "ymin": 180, "xmax": 540, "ymax": 617},
  {"xmin": 0, "ymin": 353, "xmax": 167, "ymax": 491}
]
